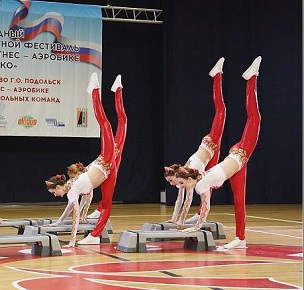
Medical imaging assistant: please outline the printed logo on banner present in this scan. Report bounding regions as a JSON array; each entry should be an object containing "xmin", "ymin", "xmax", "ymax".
[
  {"xmin": 18, "ymin": 115, "xmax": 37, "ymax": 128},
  {"xmin": 0, "ymin": 102, "xmax": 7, "ymax": 128},
  {"xmin": 0, "ymin": 117, "xmax": 7, "ymax": 128},
  {"xmin": 77, "ymin": 108, "xmax": 88, "ymax": 127},
  {"xmin": 45, "ymin": 118, "xmax": 65, "ymax": 127},
  {"xmin": 0, "ymin": 1, "xmax": 101, "ymax": 137}
]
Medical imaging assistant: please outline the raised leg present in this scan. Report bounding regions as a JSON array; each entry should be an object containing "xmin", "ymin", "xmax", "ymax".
[
  {"xmin": 192, "ymin": 58, "xmax": 226, "ymax": 220},
  {"xmin": 78, "ymin": 73, "xmax": 117, "ymax": 245},
  {"xmin": 223, "ymin": 56, "xmax": 262, "ymax": 250}
]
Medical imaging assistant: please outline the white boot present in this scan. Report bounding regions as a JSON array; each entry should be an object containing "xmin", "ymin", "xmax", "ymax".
[
  {"xmin": 111, "ymin": 74, "xmax": 122, "ymax": 92},
  {"xmin": 77, "ymin": 233, "xmax": 100, "ymax": 245},
  {"xmin": 209, "ymin": 57, "xmax": 225, "ymax": 77},
  {"xmin": 87, "ymin": 209, "xmax": 100, "ymax": 219},
  {"xmin": 223, "ymin": 237, "xmax": 246, "ymax": 249},
  {"xmin": 242, "ymin": 56, "xmax": 262, "ymax": 80},
  {"xmin": 185, "ymin": 213, "xmax": 199, "ymax": 224},
  {"xmin": 87, "ymin": 72, "xmax": 100, "ymax": 95}
]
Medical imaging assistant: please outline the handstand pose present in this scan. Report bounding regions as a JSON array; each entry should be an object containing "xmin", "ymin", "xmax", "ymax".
[
  {"xmin": 164, "ymin": 57, "xmax": 226, "ymax": 226},
  {"xmin": 87, "ymin": 76, "xmax": 127, "ymax": 220},
  {"xmin": 45, "ymin": 73, "xmax": 125, "ymax": 247},
  {"xmin": 176, "ymin": 56, "xmax": 262, "ymax": 249},
  {"xmin": 70, "ymin": 83, "xmax": 127, "ymax": 224},
  {"xmin": 77, "ymin": 74, "xmax": 126, "ymax": 244}
]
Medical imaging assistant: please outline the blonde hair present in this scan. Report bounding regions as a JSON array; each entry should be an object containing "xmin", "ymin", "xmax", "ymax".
[
  {"xmin": 176, "ymin": 166, "xmax": 200, "ymax": 179},
  {"xmin": 164, "ymin": 163, "xmax": 181, "ymax": 177},
  {"xmin": 67, "ymin": 162, "xmax": 86, "ymax": 177}
]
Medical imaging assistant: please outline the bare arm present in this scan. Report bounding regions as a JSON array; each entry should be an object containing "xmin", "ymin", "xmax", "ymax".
[
  {"xmin": 79, "ymin": 192, "xmax": 93, "ymax": 223},
  {"xmin": 166, "ymin": 188, "xmax": 185, "ymax": 223},
  {"xmin": 182, "ymin": 190, "xmax": 211, "ymax": 233},
  {"xmin": 49, "ymin": 202, "xmax": 73, "ymax": 226},
  {"xmin": 177, "ymin": 188, "xmax": 194, "ymax": 229},
  {"xmin": 68, "ymin": 201, "xmax": 80, "ymax": 247}
]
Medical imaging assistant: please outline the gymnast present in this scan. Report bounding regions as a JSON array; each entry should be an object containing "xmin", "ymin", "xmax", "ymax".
[
  {"xmin": 87, "ymin": 74, "xmax": 127, "ymax": 220},
  {"xmin": 176, "ymin": 56, "xmax": 262, "ymax": 249},
  {"xmin": 66, "ymin": 162, "xmax": 93, "ymax": 224},
  {"xmin": 45, "ymin": 73, "xmax": 124, "ymax": 247},
  {"xmin": 69, "ymin": 89, "xmax": 127, "ymax": 224},
  {"xmin": 164, "ymin": 57, "xmax": 226, "ymax": 226}
]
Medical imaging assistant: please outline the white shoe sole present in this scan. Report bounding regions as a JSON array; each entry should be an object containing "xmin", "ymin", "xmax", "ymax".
[{"xmin": 77, "ymin": 239, "xmax": 100, "ymax": 245}]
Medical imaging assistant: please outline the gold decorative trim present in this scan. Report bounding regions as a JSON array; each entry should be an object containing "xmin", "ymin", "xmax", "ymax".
[
  {"xmin": 229, "ymin": 147, "xmax": 248, "ymax": 164},
  {"xmin": 202, "ymin": 135, "xmax": 217, "ymax": 152}
]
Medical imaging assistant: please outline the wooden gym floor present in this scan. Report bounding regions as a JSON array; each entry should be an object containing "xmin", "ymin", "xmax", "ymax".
[{"xmin": 0, "ymin": 203, "xmax": 302, "ymax": 290}]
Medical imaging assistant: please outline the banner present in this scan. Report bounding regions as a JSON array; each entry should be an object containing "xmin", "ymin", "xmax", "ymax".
[{"xmin": 0, "ymin": 0, "xmax": 102, "ymax": 137}]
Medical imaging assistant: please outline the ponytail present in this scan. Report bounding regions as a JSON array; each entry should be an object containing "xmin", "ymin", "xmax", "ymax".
[
  {"xmin": 164, "ymin": 163, "xmax": 181, "ymax": 177},
  {"xmin": 176, "ymin": 166, "xmax": 200, "ymax": 179},
  {"xmin": 45, "ymin": 174, "xmax": 67, "ymax": 189}
]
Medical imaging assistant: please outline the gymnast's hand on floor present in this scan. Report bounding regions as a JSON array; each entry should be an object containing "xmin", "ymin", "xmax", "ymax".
[
  {"xmin": 165, "ymin": 219, "xmax": 177, "ymax": 223},
  {"xmin": 64, "ymin": 242, "xmax": 75, "ymax": 248},
  {"xmin": 176, "ymin": 223, "xmax": 186, "ymax": 230},
  {"xmin": 64, "ymin": 238, "xmax": 76, "ymax": 248},
  {"xmin": 80, "ymin": 217, "xmax": 88, "ymax": 224},
  {"xmin": 47, "ymin": 222, "xmax": 59, "ymax": 227},
  {"xmin": 181, "ymin": 226, "xmax": 198, "ymax": 233}
]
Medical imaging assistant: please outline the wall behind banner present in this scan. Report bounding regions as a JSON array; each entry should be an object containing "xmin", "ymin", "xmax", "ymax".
[
  {"xmin": 0, "ymin": 0, "xmax": 302, "ymax": 205},
  {"xmin": 163, "ymin": 0, "xmax": 302, "ymax": 205},
  {"xmin": 0, "ymin": 0, "xmax": 164, "ymax": 204}
]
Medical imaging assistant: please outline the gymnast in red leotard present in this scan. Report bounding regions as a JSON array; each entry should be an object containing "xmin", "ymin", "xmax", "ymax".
[
  {"xmin": 176, "ymin": 56, "xmax": 262, "ymax": 250},
  {"xmin": 164, "ymin": 57, "xmax": 226, "ymax": 227},
  {"xmin": 45, "ymin": 73, "xmax": 126, "ymax": 246}
]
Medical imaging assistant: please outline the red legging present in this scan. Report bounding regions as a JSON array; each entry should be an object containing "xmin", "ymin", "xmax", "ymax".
[
  {"xmin": 229, "ymin": 75, "xmax": 261, "ymax": 240},
  {"xmin": 92, "ymin": 87, "xmax": 127, "ymax": 237},
  {"xmin": 196, "ymin": 72, "xmax": 226, "ymax": 214},
  {"xmin": 91, "ymin": 88, "xmax": 115, "ymax": 164},
  {"xmin": 90, "ymin": 87, "xmax": 116, "ymax": 237},
  {"xmin": 113, "ymin": 87, "xmax": 127, "ymax": 169},
  {"xmin": 96, "ymin": 87, "xmax": 127, "ymax": 215}
]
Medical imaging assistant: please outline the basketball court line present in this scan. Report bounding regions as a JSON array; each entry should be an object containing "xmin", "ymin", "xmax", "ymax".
[
  {"xmin": 76, "ymin": 244, "xmax": 131, "ymax": 261},
  {"xmin": 3, "ymin": 211, "xmax": 300, "ymax": 223},
  {"xmin": 222, "ymin": 226, "xmax": 302, "ymax": 239},
  {"xmin": 288, "ymin": 253, "xmax": 303, "ymax": 257},
  {"xmin": 108, "ymin": 212, "xmax": 302, "ymax": 223},
  {"xmin": 223, "ymin": 213, "xmax": 302, "ymax": 224}
]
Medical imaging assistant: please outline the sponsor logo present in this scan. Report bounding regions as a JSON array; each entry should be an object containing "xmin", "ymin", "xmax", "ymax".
[
  {"xmin": 45, "ymin": 118, "xmax": 65, "ymax": 127},
  {"xmin": 0, "ymin": 102, "xmax": 7, "ymax": 128},
  {"xmin": 77, "ymin": 108, "xmax": 88, "ymax": 128},
  {"xmin": 18, "ymin": 115, "xmax": 37, "ymax": 128},
  {"xmin": 0, "ymin": 117, "xmax": 7, "ymax": 128}
]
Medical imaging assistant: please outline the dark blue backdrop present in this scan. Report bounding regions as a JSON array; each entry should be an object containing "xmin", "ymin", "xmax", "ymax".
[
  {"xmin": 162, "ymin": 0, "xmax": 302, "ymax": 205},
  {"xmin": 0, "ymin": 0, "xmax": 301, "ymax": 206}
]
